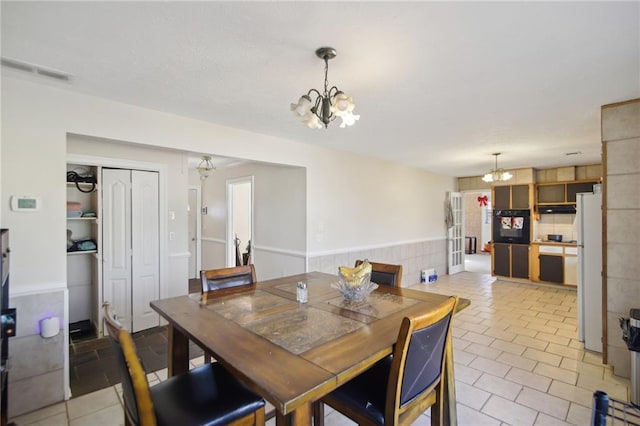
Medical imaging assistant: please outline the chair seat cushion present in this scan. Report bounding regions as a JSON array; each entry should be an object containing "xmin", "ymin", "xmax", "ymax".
[
  {"xmin": 150, "ymin": 362, "xmax": 265, "ymax": 426},
  {"xmin": 327, "ymin": 356, "xmax": 392, "ymax": 425}
]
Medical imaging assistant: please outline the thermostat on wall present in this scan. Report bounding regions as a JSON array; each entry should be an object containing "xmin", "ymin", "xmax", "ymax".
[{"xmin": 10, "ymin": 195, "xmax": 41, "ymax": 211}]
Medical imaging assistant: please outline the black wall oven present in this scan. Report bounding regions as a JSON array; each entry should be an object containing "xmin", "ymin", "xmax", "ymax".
[{"xmin": 493, "ymin": 209, "xmax": 530, "ymax": 244}]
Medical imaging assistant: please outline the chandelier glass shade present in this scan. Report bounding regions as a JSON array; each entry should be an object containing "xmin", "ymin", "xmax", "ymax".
[
  {"xmin": 290, "ymin": 47, "xmax": 359, "ymax": 129},
  {"xmin": 482, "ymin": 153, "xmax": 513, "ymax": 183},
  {"xmin": 196, "ymin": 155, "xmax": 215, "ymax": 180}
]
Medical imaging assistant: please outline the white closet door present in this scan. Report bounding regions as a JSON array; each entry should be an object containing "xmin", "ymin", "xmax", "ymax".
[
  {"xmin": 131, "ymin": 170, "xmax": 160, "ymax": 332},
  {"xmin": 102, "ymin": 169, "xmax": 133, "ymax": 328}
]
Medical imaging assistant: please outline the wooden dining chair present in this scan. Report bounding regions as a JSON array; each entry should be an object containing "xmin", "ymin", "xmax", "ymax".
[
  {"xmin": 200, "ymin": 264, "xmax": 257, "ymax": 295},
  {"xmin": 315, "ymin": 296, "xmax": 458, "ymax": 426},
  {"xmin": 355, "ymin": 259, "xmax": 403, "ymax": 287},
  {"xmin": 102, "ymin": 302, "xmax": 266, "ymax": 426},
  {"xmin": 199, "ymin": 265, "xmax": 278, "ymax": 422},
  {"xmin": 200, "ymin": 264, "xmax": 257, "ymax": 363}
]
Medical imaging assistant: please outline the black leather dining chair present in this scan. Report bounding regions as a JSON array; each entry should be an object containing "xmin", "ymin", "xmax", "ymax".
[
  {"xmin": 355, "ymin": 259, "xmax": 403, "ymax": 287},
  {"xmin": 316, "ymin": 296, "xmax": 458, "ymax": 426},
  {"xmin": 102, "ymin": 302, "xmax": 265, "ymax": 426}
]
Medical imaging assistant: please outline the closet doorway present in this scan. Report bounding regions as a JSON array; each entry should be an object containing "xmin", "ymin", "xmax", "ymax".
[{"xmin": 102, "ymin": 168, "xmax": 160, "ymax": 333}]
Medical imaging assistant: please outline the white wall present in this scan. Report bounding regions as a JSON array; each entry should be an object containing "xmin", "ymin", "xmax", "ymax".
[
  {"xmin": 3, "ymin": 77, "xmax": 453, "ymax": 264},
  {"xmin": 201, "ymin": 162, "xmax": 307, "ymax": 279},
  {"xmin": 1, "ymin": 76, "xmax": 454, "ymax": 412},
  {"xmin": 305, "ymin": 149, "xmax": 454, "ymax": 253}
]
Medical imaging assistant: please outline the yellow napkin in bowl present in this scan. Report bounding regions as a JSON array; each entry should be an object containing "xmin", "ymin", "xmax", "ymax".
[{"xmin": 338, "ymin": 259, "xmax": 372, "ymax": 288}]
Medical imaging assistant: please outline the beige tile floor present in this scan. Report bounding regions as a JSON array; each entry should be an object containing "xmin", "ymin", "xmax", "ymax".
[{"xmin": 11, "ymin": 271, "xmax": 633, "ymax": 426}]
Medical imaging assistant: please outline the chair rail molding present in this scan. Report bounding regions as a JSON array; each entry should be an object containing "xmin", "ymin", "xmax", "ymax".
[{"xmin": 202, "ymin": 237, "xmax": 226, "ymax": 245}]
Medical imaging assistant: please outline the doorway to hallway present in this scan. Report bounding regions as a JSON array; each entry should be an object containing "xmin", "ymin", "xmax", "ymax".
[
  {"xmin": 463, "ymin": 191, "xmax": 492, "ymax": 275},
  {"xmin": 226, "ymin": 176, "xmax": 254, "ymax": 267},
  {"xmin": 464, "ymin": 253, "xmax": 491, "ymax": 274}
]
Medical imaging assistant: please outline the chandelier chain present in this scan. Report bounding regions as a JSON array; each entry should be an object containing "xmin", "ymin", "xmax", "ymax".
[{"xmin": 323, "ymin": 57, "xmax": 329, "ymax": 98}]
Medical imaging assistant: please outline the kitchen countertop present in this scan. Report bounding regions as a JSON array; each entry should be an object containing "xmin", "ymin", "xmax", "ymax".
[{"xmin": 531, "ymin": 240, "xmax": 578, "ymax": 247}]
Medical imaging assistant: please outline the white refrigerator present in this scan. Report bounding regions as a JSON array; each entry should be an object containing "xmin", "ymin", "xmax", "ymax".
[{"xmin": 577, "ymin": 192, "xmax": 602, "ymax": 352}]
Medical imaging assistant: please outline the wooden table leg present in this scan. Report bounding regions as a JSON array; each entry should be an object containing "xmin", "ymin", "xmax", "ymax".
[
  {"xmin": 275, "ymin": 403, "xmax": 312, "ymax": 426},
  {"xmin": 442, "ymin": 336, "xmax": 458, "ymax": 426},
  {"xmin": 167, "ymin": 324, "xmax": 189, "ymax": 377},
  {"xmin": 313, "ymin": 401, "xmax": 325, "ymax": 426}
]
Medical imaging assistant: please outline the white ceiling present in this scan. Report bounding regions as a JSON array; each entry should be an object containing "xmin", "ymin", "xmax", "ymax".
[{"xmin": 2, "ymin": 1, "xmax": 638, "ymax": 177}]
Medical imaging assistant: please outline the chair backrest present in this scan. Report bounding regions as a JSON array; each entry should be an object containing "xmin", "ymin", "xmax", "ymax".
[
  {"xmin": 200, "ymin": 264, "xmax": 257, "ymax": 301},
  {"xmin": 385, "ymin": 296, "xmax": 458, "ymax": 425},
  {"xmin": 103, "ymin": 303, "xmax": 156, "ymax": 426},
  {"xmin": 200, "ymin": 264, "xmax": 256, "ymax": 292},
  {"xmin": 354, "ymin": 259, "xmax": 403, "ymax": 287}
]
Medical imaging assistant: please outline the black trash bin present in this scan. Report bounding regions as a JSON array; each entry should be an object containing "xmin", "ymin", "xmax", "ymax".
[{"xmin": 620, "ymin": 308, "xmax": 640, "ymax": 406}]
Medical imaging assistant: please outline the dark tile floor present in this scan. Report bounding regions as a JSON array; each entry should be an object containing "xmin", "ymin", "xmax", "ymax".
[
  {"xmin": 69, "ymin": 326, "xmax": 205, "ymax": 398},
  {"xmin": 70, "ymin": 279, "xmax": 204, "ymax": 398}
]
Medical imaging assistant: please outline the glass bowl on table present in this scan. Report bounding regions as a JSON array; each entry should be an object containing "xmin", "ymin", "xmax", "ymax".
[{"xmin": 331, "ymin": 272, "xmax": 378, "ymax": 303}]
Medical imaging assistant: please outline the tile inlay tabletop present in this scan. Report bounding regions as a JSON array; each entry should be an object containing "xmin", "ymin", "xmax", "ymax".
[
  {"xmin": 244, "ymin": 305, "xmax": 364, "ymax": 355},
  {"xmin": 206, "ymin": 290, "xmax": 295, "ymax": 325},
  {"xmin": 326, "ymin": 291, "xmax": 420, "ymax": 319}
]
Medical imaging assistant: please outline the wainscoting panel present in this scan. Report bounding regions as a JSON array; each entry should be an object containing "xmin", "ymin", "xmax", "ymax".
[
  {"xmin": 308, "ymin": 238, "xmax": 447, "ymax": 287},
  {"xmin": 8, "ymin": 289, "xmax": 66, "ymax": 417}
]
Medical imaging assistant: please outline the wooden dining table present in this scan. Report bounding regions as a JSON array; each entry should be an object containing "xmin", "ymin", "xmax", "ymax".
[{"xmin": 151, "ymin": 271, "xmax": 470, "ymax": 426}]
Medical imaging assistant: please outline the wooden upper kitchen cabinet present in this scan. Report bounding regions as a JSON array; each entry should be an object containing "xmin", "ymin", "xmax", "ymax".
[
  {"xmin": 535, "ymin": 180, "xmax": 599, "ymax": 205},
  {"xmin": 537, "ymin": 184, "xmax": 564, "ymax": 204},
  {"xmin": 566, "ymin": 182, "xmax": 598, "ymax": 202},
  {"xmin": 511, "ymin": 185, "xmax": 530, "ymax": 209},
  {"xmin": 493, "ymin": 184, "xmax": 531, "ymax": 210}
]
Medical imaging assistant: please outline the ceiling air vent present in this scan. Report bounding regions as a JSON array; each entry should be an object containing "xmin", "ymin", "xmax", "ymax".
[{"xmin": 1, "ymin": 57, "xmax": 72, "ymax": 82}]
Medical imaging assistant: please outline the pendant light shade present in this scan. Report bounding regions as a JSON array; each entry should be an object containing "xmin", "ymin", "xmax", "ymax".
[
  {"xmin": 482, "ymin": 153, "xmax": 513, "ymax": 183},
  {"xmin": 196, "ymin": 156, "xmax": 215, "ymax": 180}
]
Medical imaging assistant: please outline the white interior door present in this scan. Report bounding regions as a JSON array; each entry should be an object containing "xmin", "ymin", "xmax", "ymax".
[
  {"xmin": 103, "ymin": 168, "xmax": 160, "ymax": 332},
  {"xmin": 187, "ymin": 187, "xmax": 200, "ymax": 279},
  {"xmin": 131, "ymin": 170, "xmax": 160, "ymax": 332},
  {"xmin": 448, "ymin": 192, "xmax": 465, "ymax": 274},
  {"xmin": 226, "ymin": 177, "xmax": 254, "ymax": 267},
  {"xmin": 102, "ymin": 168, "xmax": 132, "ymax": 328}
]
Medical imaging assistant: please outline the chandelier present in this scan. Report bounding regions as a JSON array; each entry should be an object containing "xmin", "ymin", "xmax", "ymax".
[
  {"xmin": 290, "ymin": 47, "xmax": 359, "ymax": 129},
  {"xmin": 196, "ymin": 155, "xmax": 215, "ymax": 180},
  {"xmin": 482, "ymin": 153, "xmax": 513, "ymax": 183}
]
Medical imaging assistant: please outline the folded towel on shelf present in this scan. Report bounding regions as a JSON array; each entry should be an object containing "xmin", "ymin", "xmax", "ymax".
[
  {"xmin": 67, "ymin": 201, "xmax": 82, "ymax": 211},
  {"xmin": 68, "ymin": 239, "xmax": 97, "ymax": 252}
]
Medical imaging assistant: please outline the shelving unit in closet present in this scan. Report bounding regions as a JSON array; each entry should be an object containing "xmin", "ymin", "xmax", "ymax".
[{"xmin": 66, "ymin": 164, "xmax": 101, "ymax": 340}]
